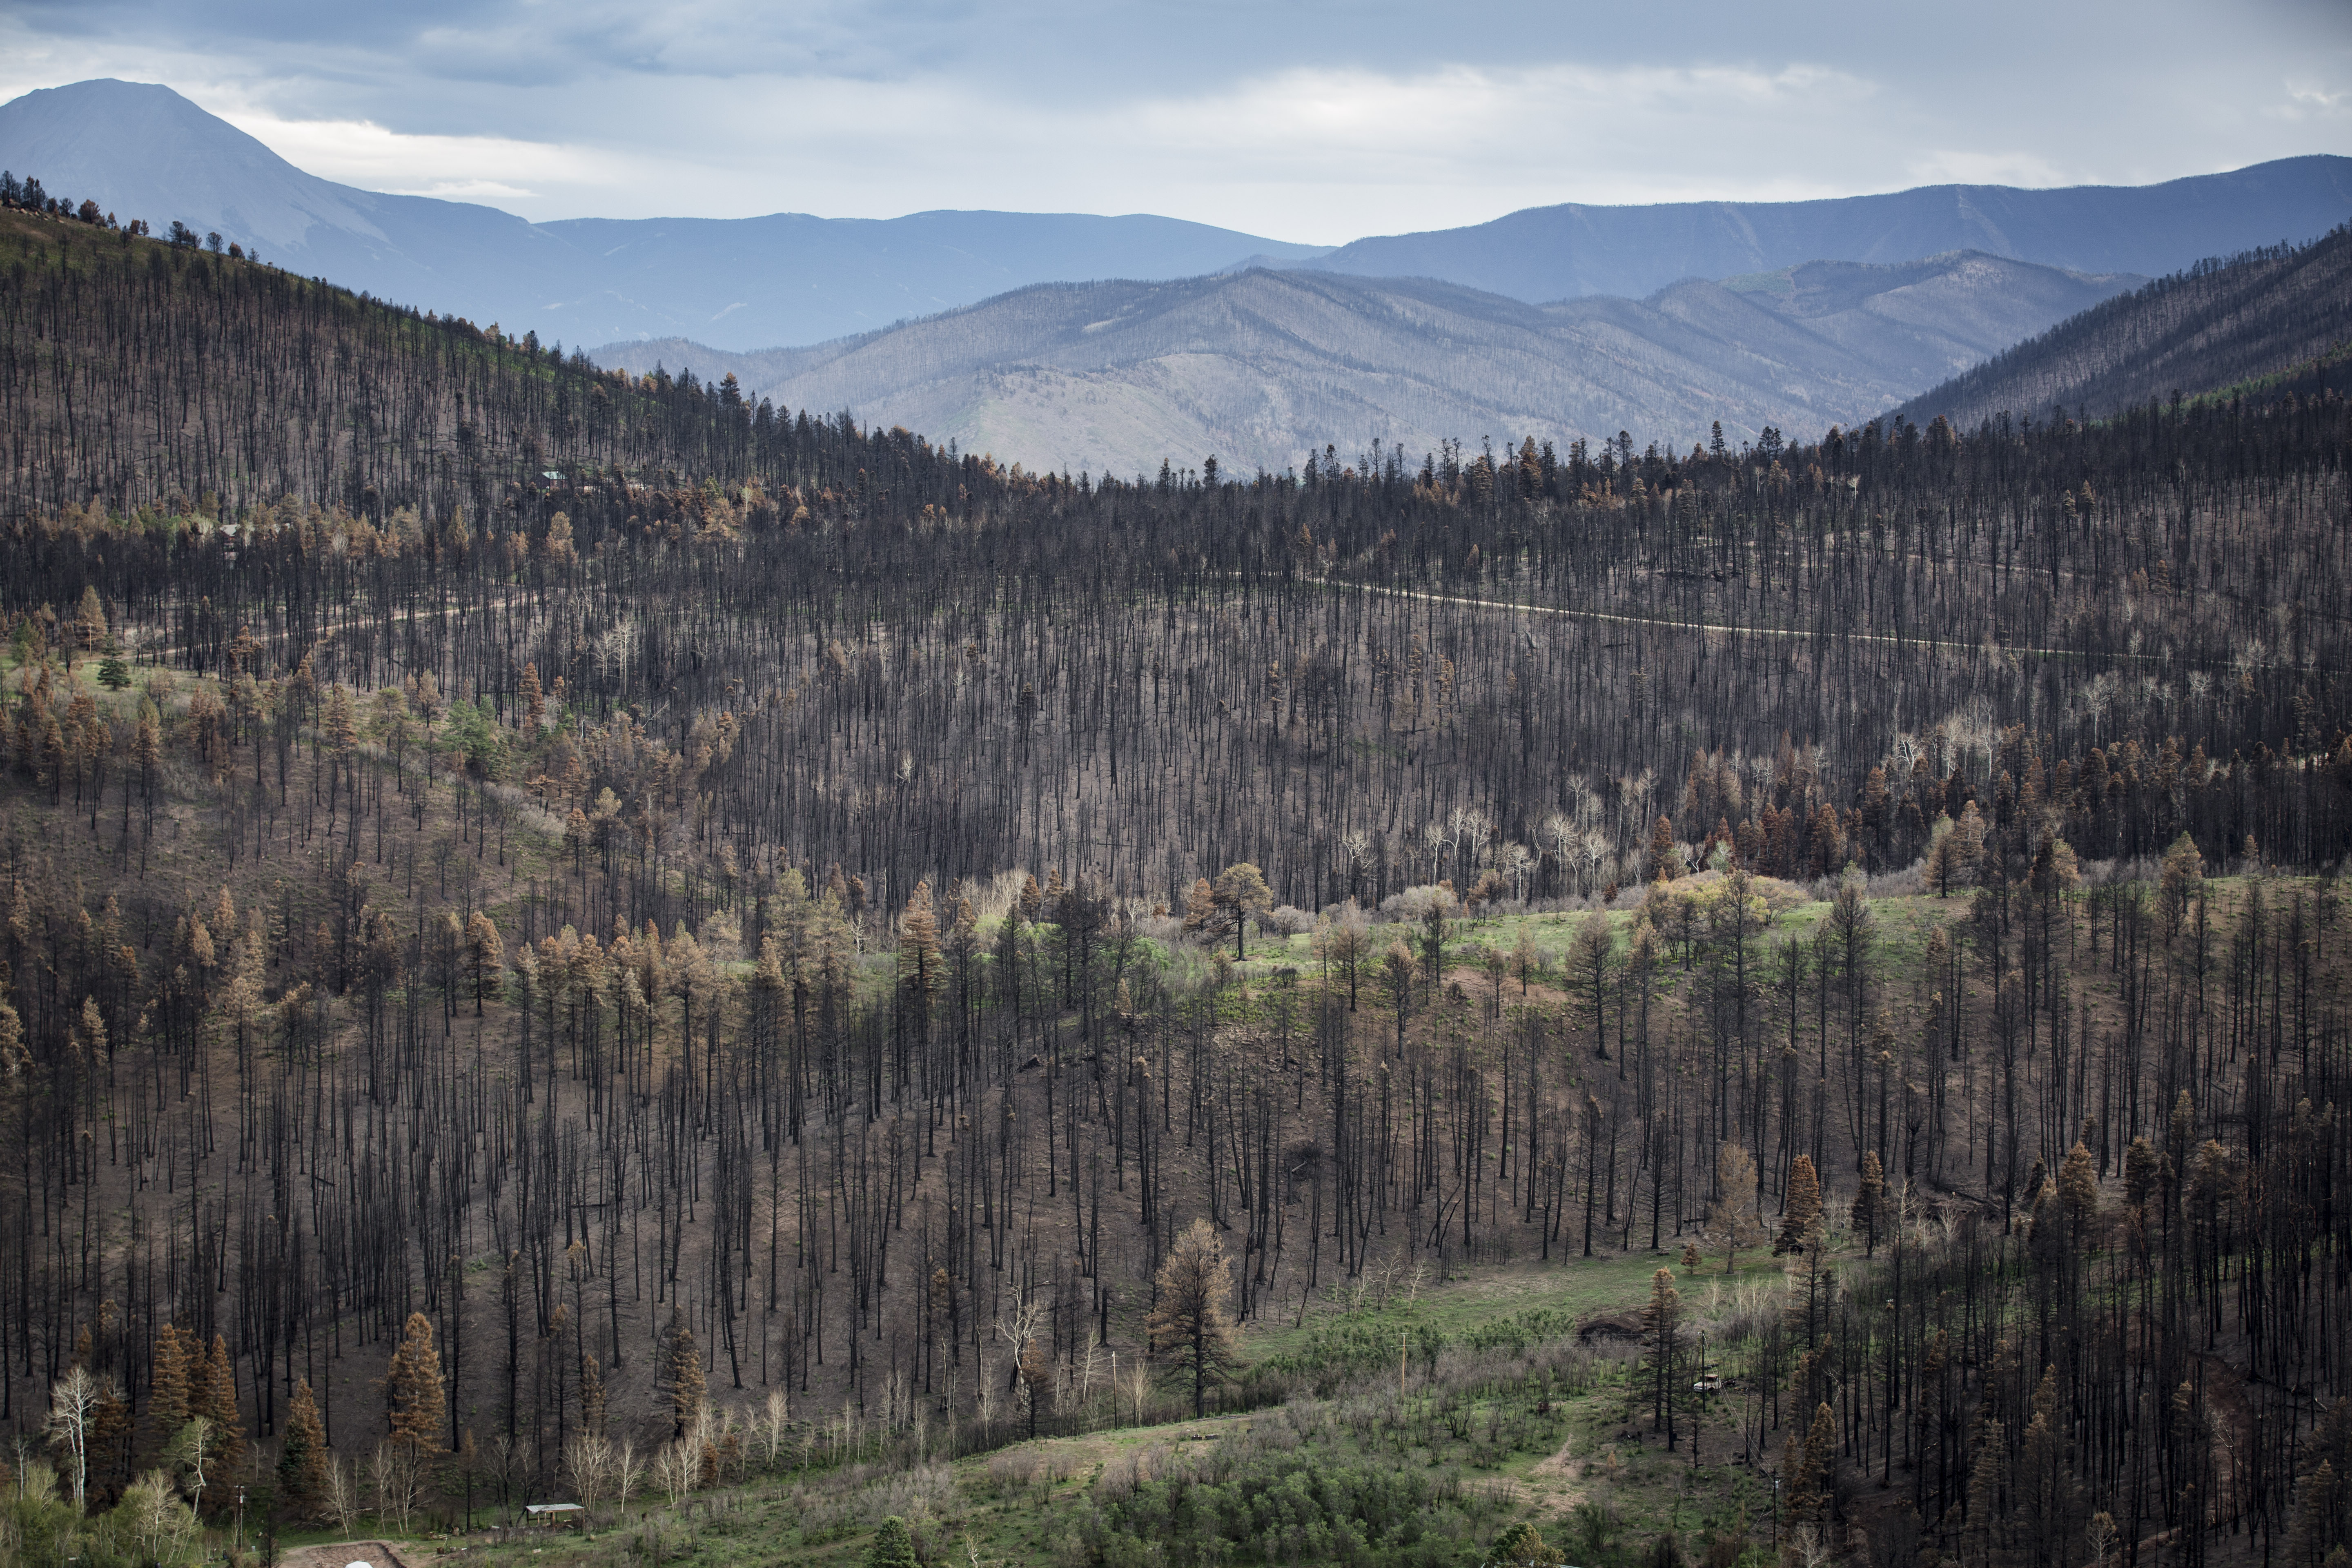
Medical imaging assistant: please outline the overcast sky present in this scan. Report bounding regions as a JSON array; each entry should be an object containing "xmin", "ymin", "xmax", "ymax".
[{"xmin": 3, "ymin": 0, "xmax": 2348, "ymax": 243}]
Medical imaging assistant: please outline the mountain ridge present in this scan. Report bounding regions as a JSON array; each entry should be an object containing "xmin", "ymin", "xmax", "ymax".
[
  {"xmin": 1893, "ymin": 225, "xmax": 2352, "ymax": 429},
  {"xmin": 0, "ymin": 80, "xmax": 1325, "ymax": 350},
  {"xmin": 1293, "ymin": 156, "xmax": 2352, "ymax": 303},
  {"xmin": 4, "ymin": 79, "xmax": 2344, "ymax": 356},
  {"xmin": 594, "ymin": 250, "xmax": 2140, "ymax": 475}
]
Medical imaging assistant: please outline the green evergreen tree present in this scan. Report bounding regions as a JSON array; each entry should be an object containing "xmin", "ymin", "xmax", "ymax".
[
  {"xmin": 1489, "ymin": 1519, "xmax": 1562, "ymax": 1568},
  {"xmin": 865, "ymin": 1515, "xmax": 918, "ymax": 1568}
]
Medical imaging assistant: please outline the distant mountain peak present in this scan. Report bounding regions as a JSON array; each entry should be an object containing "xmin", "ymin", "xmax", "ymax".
[
  {"xmin": 0, "ymin": 78, "xmax": 392, "ymax": 252},
  {"xmin": 0, "ymin": 78, "xmax": 1332, "ymax": 350}
]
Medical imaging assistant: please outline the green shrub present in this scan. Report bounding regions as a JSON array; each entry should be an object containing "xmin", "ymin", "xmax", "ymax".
[{"xmin": 1085, "ymin": 1449, "xmax": 1484, "ymax": 1567}]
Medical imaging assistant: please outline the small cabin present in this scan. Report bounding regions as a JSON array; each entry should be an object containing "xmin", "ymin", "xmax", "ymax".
[{"xmin": 524, "ymin": 1502, "xmax": 586, "ymax": 1528}]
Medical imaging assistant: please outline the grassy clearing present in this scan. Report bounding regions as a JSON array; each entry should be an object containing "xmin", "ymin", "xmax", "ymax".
[
  {"xmin": 407, "ymin": 1247, "xmax": 1788, "ymax": 1568},
  {"xmin": 1245, "ymin": 1253, "xmax": 1697, "ymax": 1366}
]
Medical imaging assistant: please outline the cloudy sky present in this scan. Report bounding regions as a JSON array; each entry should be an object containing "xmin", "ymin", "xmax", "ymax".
[{"xmin": 2, "ymin": 0, "xmax": 2347, "ymax": 243}]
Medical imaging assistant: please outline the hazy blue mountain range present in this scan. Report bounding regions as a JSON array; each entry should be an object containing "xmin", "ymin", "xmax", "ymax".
[
  {"xmin": 594, "ymin": 251, "xmax": 2140, "ymax": 477},
  {"xmin": 1895, "ymin": 223, "xmax": 2352, "ymax": 430},
  {"xmin": 527, "ymin": 212, "xmax": 1335, "ymax": 352},
  {"xmin": 4, "ymin": 79, "xmax": 2344, "ymax": 358},
  {"xmin": 1293, "ymin": 157, "xmax": 2352, "ymax": 302},
  {"xmin": 0, "ymin": 80, "xmax": 1329, "ymax": 349}
]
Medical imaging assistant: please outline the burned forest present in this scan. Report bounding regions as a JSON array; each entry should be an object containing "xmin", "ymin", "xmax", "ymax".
[{"xmin": 1, "ymin": 198, "xmax": 2350, "ymax": 1568}]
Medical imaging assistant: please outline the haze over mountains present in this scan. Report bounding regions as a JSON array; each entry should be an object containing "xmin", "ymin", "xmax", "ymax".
[
  {"xmin": 597, "ymin": 252, "xmax": 2140, "ymax": 476},
  {"xmin": 1291, "ymin": 158, "xmax": 2352, "ymax": 301},
  {"xmin": 3, "ymin": 76, "xmax": 2346, "ymax": 474},
  {"xmin": 0, "ymin": 80, "xmax": 1330, "ymax": 349},
  {"xmin": 5, "ymin": 78, "xmax": 2345, "ymax": 354}
]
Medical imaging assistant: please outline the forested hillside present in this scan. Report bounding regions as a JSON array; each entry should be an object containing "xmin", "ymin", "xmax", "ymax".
[
  {"xmin": 2, "ymin": 189, "xmax": 2350, "ymax": 1568},
  {"xmin": 0, "ymin": 206, "xmax": 783, "ymax": 525},
  {"xmin": 1897, "ymin": 224, "xmax": 2352, "ymax": 428}
]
